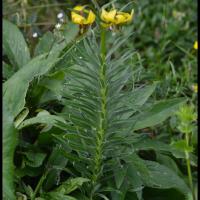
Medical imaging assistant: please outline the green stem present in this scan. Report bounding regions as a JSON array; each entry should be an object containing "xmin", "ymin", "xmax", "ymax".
[
  {"xmin": 31, "ymin": 169, "xmax": 49, "ymax": 200},
  {"xmin": 17, "ymin": 22, "xmax": 56, "ymax": 27},
  {"xmin": 100, "ymin": 28, "xmax": 106, "ymax": 62},
  {"xmin": 185, "ymin": 133, "xmax": 196, "ymax": 200},
  {"xmin": 90, "ymin": 28, "xmax": 107, "ymax": 198}
]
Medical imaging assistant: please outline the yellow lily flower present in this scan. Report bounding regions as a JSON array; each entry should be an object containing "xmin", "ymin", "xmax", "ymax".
[
  {"xmin": 71, "ymin": 5, "xmax": 96, "ymax": 25},
  {"xmin": 100, "ymin": 8, "xmax": 134, "ymax": 27},
  {"xmin": 193, "ymin": 41, "xmax": 198, "ymax": 50},
  {"xmin": 101, "ymin": 22, "xmax": 113, "ymax": 28},
  {"xmin": 101, "ymin": 9, "xmax": 117, "ymax": 23},
  {"xmin": 115, "ymin": 10, "xmax": 134, "ymax": 24}
]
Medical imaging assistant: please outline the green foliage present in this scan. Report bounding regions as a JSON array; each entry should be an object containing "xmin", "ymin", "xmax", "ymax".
[
  {"xmin": 3, "ymin": 106, "xmax": 18, "ymax": 200},
  {"xmin": 3, "ymin": 18, "xmax": 79, "ymax": 199},
  {"xmin": 3, "ymin": 1, "xmax": 197, "ymax": 200},
  {"xmin": 3, "ymin": 19, "xmax": 30, "ymax": 70},
  {"xmin": 133, "ymin": 98, "xmax": 185, "ymax": 130}
]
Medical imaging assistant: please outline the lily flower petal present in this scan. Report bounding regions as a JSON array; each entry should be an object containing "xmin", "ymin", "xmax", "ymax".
[
  {"xmin": 71, "ymin": 5, "xmax": 96, "ymax": 25},
  {"xmin": 100, "ymin": 8, "xmax": 134, "ymax": 26},
  {"xmin": 85, "ymin": 10, "xmax": 96, "ymax": 24},
  {"xmin": 101, "ymin": 9, "xmax": 117, "ymax": 23},
  {"xmin": 194, "ymin": 41, "xmax": 198, "ymax": 50},
  {"xmin": 71, "ymin": 12, "xmax": 85, "ymax": 24},
  {"xmin": 115, "ymin": 9, "xmax": 134, "ymax": 24}
]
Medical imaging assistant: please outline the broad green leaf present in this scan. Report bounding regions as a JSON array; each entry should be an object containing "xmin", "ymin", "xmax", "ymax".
[
  {"xmin": 3, "ymin": 39, "xmax": 68, "ymax": 199},
  {"xmin": 108, "ymin": 180, "xmax": 128, "ymax": 200},
  {"xmin": 171, "ymin": 140, "xmax": 193, "ymax": 152},
  {"xmin": 114, "ymin": 165, "xmax": 128, "ymax": 189},
  {"xmin": 126, "ymin": 154, "xmax": 189, "ymax": 196},
  {"xmin": 24, "ymin": 152, "xmax": 46, "ymax": 167},
  {"xmin": 126, "ymin": 165, "xmax": 144, "ymax": 197},
  {"xmin": 125, "ymin": 153, "xmax": 148, "ymax": 200},
  {"xmin": 127, "ymin": 153, "xmax": 149, "ymax": 178},
  {"xmin": 40, "ymin": 71, "xmax": 65, "ymax": 93},
  {"xmin": 3, "ymin": 54, "xmax": 59, "ymax": 118},
  {"xmin": 62, "ymin": 22, "xmax": 79, "ymax": 44},
  {"xmin": 17, "ymin": 110, "xmax": 66, "ymax": 130},
  {"xmin": 43, "ymin": 146, "xmax": 68, "ymax": 191},
  {"xmin": 133, "ymin": 138, "xmax": 174, "ymax": 152},
  {"xmin": 54, "ymin": 177, "xmax": 90, "ymax": 194},
  {"xmin": 3, "ymin": 19, "xmax": 30, "ymax": 69},
  {"xmin": 128, "ymin": 84, "xmax": 157, "ymax": 107},
  {"xmin": 3, "ymin": 106, "xmax": 17, "ymax": 200},
  {"xmin": 133, "ymin": 98, "xmax": 185, "ymax": 130},
  {"xmin": 42, "ymin": 177, "xmax": 89, "ymax": 199},
  {"xmin": 38, "ymin": 70, "xmax": 66, "ymax": 103},
  {"xmin": 143, "ymin": 160, "xmax": 190, "ymax": 194},
  {"xmin": 120, "ymin": 84, "xmax": 157, "ymax": 119},
  {"xmin": 3, "ymin": 62, "xmax": 15, "ymax": 80},
  {"xmin": 156, "ymin": 153, "xmax": 181, "ymax": 175},
  {"xmin": 34, "ymin": 31, "xmax": 55, "ymax": 56},
  {"xmin": 133, "ymin": 138, "xmax": 193, "ymax": 166}
]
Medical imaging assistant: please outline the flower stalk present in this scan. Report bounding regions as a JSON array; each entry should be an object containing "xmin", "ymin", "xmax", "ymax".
[
  {"xmin": 185, "ymin": 133, "xmax": 196, "ymax": 200},
  {"xmin": 90, "ymin": 27, "xmax": 107, "ymax": 199},
  {"xmin": 175, "ymin": 105, "xmax": 197, "ymax": 200}
]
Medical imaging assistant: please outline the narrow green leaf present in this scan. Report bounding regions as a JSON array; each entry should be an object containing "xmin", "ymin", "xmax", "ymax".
[{"xmin": 14, "ymin": 107, "xmax": 29, "ymax": 128}]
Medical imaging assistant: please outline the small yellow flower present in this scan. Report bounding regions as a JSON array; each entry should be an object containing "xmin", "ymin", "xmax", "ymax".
[
  {"xmin": 192, "ymin": 84, "xmax": 198, "ymax": 93},
  {"xmin": 71, "ymin": 5, "xmax": 96, "ymax": 25},
  {"xmin": 101, "ymin": 9, "xmax": 117, "ymax": 23},
  {"xmin": 100, "ymin": 8, "xmax": 134, "ymax": 27},
  {"xmin": 193, "ymin": 41, "xmax": 198, "ymax": 50},
  {"xmin": 115, "ymin": 10, "xmax": 134, "ymax": 24}
]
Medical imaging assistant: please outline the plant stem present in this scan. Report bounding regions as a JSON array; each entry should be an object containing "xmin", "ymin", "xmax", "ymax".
[
  {"xmin": 17, "ymin": 22, "xmax": 56, "ymax": 27},
  {"xmin": 185, "ymin": 133, "xmax": 196, "ymax": 200},
  {"xmin": 90, "ymin": 28, "xmax": 107, "ymax": 198},
  {"xmin": 31, "ymin": 169, "xmax": 49, "ymax": 200}
]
